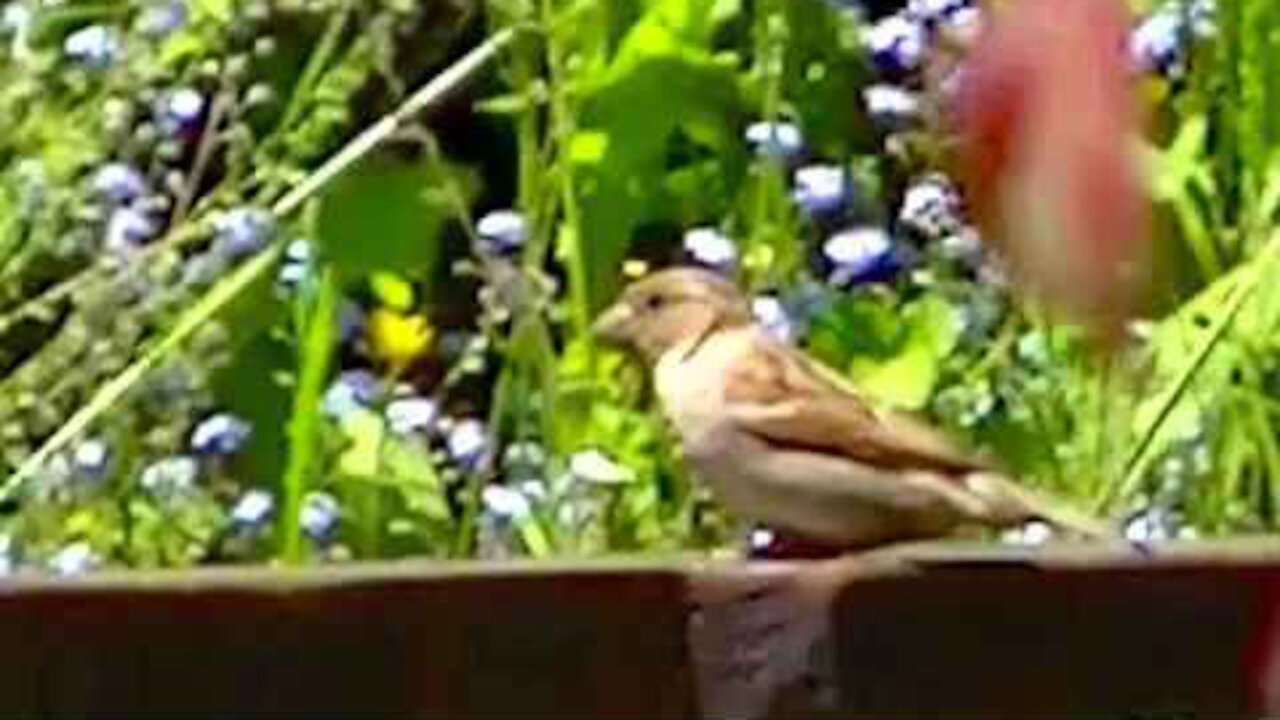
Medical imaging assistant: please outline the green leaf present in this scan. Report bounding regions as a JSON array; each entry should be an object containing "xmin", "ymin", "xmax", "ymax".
[
  {"xmin": 571, "ymin": 2, "xmax": 746, "ymax": 310},
  {"xmin": 806, "ymin": 294, "xmax": 900, "ymax": 369},
  {"xmin": 192, "ymin": 0, "xmax": 233, "ymax": 23},
  {"xmin": 848, "ymin": 296, "xmax": 960, "ymax": 409},
  {"xmin": 781, "ymin": 0, "xmax": 877, "ymax": 157},
  {"xmin": 338, "ymin": 408, "xmax": 385, "ymax": 479},
  {"xmin": 1147, "ymin": 116, "xmax": 1208, "ymax": 202},
  {"xmin": 568, "ymin": 130, "xmax": 610, "ymax": 165},
  {"xmin": 383, "ymin": 442, "xmax": 449, "ymax": 522},
  {"xmin": 316, "ymin": 152, "xmax": 476, "ymax": 282},
  {"xmin": 158, "ymin": 31, "xmax": 208, "ymax": 67},
  {"xmin": 807, "ymin": 294, "xmax": 960, "ymax": 410}
]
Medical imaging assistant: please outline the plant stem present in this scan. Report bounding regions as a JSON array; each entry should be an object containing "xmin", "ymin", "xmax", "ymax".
[
  {"xmin": 540, "ymin": 0, "xmax": 591, "ymax": 346},
  {"xmin": 279, "ymin": 264, "xmax": 338, "ymax": 564}
]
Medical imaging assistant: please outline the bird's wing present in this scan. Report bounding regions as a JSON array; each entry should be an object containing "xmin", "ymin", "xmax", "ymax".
[{"xmin": 722, "ymin": 334, "xmax": 989, "ymax": 474}]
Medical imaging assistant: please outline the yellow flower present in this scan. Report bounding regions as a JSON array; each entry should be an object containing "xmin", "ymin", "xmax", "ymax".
[{"xmin": 367, "ymin": 307, "xmax": 434, "ymax": 376}]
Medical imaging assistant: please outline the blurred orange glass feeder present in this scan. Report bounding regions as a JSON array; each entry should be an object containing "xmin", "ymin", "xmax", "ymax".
[{"xmin": 953, "ymin": 0, "xmax": 1151, "ymax": 348}]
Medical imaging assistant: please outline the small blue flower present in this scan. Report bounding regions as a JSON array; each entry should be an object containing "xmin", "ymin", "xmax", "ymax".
[
  {"xmin": 229, "ymin": 489, "xmax": 274, "ymax": 531},
  {"xmin": 864, "ymin": 13, "xmax": 926, "ymax": 76},
  {"xmin": 1130, "ymin": 11, "xmax": 1185, "ymax": 77},
  {"xmin": 190, "ymin": 413, "xmax": 252, "ymax": 455},
  {"xmin": 49, "ymin": 541, "xmax": 99, "ymax": 575},
  {"xmin": 155, "ymin": 86, "xmax": 205, "ymax": 135},
  {"xmin": 476, "ymin": 209, "xmax": 528, "ymax": 255},
  {"xmin": 863, "ymin": 84, "xmax": 922, "ymax": 129},
  {"xmin": 482, "ymin": 484, "xmax": 532, "ymax": 520},
  {"xmin": 285, "ymin": 238, "xmax": 312, "ymax": 264},
  {"xmin": 139, "ymin": 455, "xmax": 199, "ymax": 500},
  {"xmin": 72, "ymin": 438, "xmax": 111, "ymax": 482},
  {"xmin": 936, "ymin": 4, "xmax": 982, "ymax": 42},
  {"xmin": 1186, "ymin": 0, "xmax": 1216, "ymax": 39},
  {"xmin": 823, "ymin": 226, "xmax": 898, "ymax": 286},
  {"xmin": 300, "ymin": 491, "xmax": 341, "ymax": 544},
  {"xmin": 212, "ymin": 206, "xmax": 274, "ymax": 260},
  {"xmin": 103, "ymin": 206, "xmax": 158, "ymax": 255},
  {"xmin": 276, "ymin": 239, "xmax": 314, "ymax": 292},
  {"xmin": 136, "ymin": 0, "xmax": 187, "ymax": 37},
  {"xmin": 91, "ymin": 162, "xmax": 147, "ymax": 205},
  {"xmin": 906, "ymin": 0, "xmax": 971, "ymax": 27},
  {"xmin": 63, "ymin": 25, "xmax": 120, "ymax": 69},
  {"xmin": 683, "ymin": 227, "xmax": 737, "ymax": 271},
  {"xmin": 1124, "ymin": 506, "xmax": 1181, "ymax": 542},
  {"xmin": 385, "ymin": 396, "xmax": 438, "ymax": 436},
  {"xmin": 752, "ymin": 295, "xmax": 796, "ymax": 343},
  {"xmin": 446, "ymin": 418, "xmax": 488, "ymax": 469},
  {"xmin": 792, "ymin": 164, "xmax": 852, "ymax": 220},
  {"xmin": 276, "ymin": 260, "xmax": 310, "ymax": 292},
  {"xmin": 322, "ymin": 369, "xmax": 381, "ymax": 420},
  {"xmin": 503, "ymin": 441, "xmax": 547, "ymax": 479},
  {"xmin": 898, "ymin": 174, "xmax": 963, "ymax": 241},
  {"xmin": 744, "ymin": 121, "xmax": 804, "ymax": 161}
]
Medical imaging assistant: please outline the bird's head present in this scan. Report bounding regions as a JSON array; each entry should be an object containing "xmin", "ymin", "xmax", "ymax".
[{"xmin": 592, "ymin": 267, "xmax": 754, "ymax": 364}]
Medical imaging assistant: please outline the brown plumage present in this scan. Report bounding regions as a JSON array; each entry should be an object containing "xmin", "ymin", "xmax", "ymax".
[{"xmin": 594, "ymin": 266, "xmax": 1114, "ymax": 548}]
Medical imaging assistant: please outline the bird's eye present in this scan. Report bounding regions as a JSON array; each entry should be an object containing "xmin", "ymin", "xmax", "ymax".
[{"xmin": 644, "ymin": 294, "xmax": 665, "ymax": 310}]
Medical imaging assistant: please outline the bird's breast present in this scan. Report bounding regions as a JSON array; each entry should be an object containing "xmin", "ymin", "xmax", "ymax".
[{"xmin": 652, "ymin": 330, "xmax": 756, "ymax": 449}]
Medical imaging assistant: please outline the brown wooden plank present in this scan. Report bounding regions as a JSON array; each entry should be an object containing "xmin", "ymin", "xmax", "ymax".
[
  {"xmin": 0, "ymin": 542, "xmax": 1277, "ymax": 717},
  {"xmin": 0, "ymin": 565, "xmax": 693, "ymax": 717}
]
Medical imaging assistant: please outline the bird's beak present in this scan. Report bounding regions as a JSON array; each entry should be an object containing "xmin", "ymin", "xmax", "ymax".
[{"xmin": 591, "ymin": 302, "xmax": 635, "ymax": 346}]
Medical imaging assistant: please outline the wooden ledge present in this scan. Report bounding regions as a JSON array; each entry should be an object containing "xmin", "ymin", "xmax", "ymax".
[{"xmin": 5, "ymin": 538, "xmax": 1280, "ymax": 717}]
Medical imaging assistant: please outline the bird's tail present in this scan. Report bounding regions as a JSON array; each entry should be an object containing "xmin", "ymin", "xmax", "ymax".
[{"xmin": 964, "ymin": 471, "xmax": 1118, "ymax": 540}]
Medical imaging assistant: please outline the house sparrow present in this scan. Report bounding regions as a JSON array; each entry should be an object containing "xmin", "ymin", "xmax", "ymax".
[{"xmin": 593, "ymin": 267, "xmax": 1114, "ymax": 548}]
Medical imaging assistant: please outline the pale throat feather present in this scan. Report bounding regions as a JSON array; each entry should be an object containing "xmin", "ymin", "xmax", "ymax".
[{"xmin": 653, "ymin": 327, "xmax": 757, "ymax": 444}]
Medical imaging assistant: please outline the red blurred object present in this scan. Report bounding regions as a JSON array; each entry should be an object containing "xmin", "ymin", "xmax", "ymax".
[{"xmin": 954, "ymin": 0, "xmax": 1150, "ymax": 347}]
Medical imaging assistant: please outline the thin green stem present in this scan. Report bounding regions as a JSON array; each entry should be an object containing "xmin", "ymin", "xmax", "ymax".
[
  {"xmin": 279, "ymin": 264, "xmax": 338, "ymax": 564},
  {"xmin": 541, "ymin": 0, "xmax": 591, "ymax": 347},
  {"xmin": 746, "ymin": 0, "xmax": 788, "ymax": 285},
  {"xmin": 1100, "ymin": 230, "xmax": 1280, "ymax": 511}
]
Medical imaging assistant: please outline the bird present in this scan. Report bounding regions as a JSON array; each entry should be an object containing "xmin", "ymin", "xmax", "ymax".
[{"xmin": 592, "ymin": 266, "xmax": 1115, "ymax": 550}]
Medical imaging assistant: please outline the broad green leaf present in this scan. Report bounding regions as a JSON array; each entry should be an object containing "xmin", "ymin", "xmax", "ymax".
[
  {"xmin": 338, "ymin": 408, "xmax": 385, "ymax": 479},
  {"xmin": 571, "ymin": 3, "xmax": 745, "ymax": 310},
  {"xmin": 316, "ymin": 152, "xmax": 476, "ymax": 282},
  {"xmin": 568, "ymin": 131, "xmax": 610, "ymax": 165},
  {"xmin": 807, "ymin": 294, "xmax": 960, "ymax": 410},
  {"xmin": 847, "ymin": 295, "xmax": 960, "ymax": 409},
  {"xmin": 781, "ymin": 0, "xmax": 877, "ymax": 157},
  {"xmin": 806, "ymin": 294, "xmax": 900, "ymax": 369},
  {"xmin": 1147, "ymin": 116, "xmax": 1208, "ymax": 201},
  {"xmin": 384, "ymin": 443, "xmax": 449, "ymax": 522}
]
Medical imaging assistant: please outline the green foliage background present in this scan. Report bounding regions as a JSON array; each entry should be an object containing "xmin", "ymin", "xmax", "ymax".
[{"xmin": 0, "ymin": 0, "xmax": 1277, "ymax": 569}]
